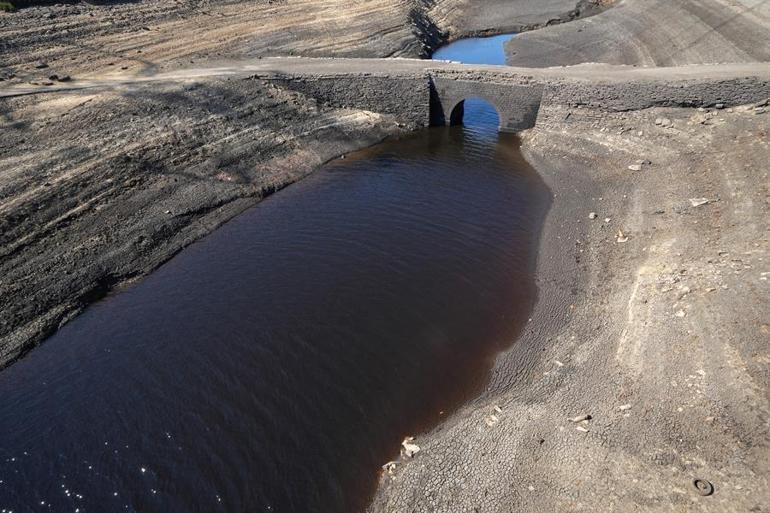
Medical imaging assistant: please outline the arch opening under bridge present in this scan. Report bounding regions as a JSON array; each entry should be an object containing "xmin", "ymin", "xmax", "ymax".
[
  {"xmin": 447, "ymin": 96, "xmax": 503, "ymax": 130},
  {"xmin": 430, "ymin": 78, "xmax": 544, "ymax": 133}
]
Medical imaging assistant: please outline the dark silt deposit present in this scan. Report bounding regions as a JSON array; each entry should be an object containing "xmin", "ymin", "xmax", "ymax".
[{"xmin": 0, "ymin": 35, "xmax": 550, "ymax": 512}]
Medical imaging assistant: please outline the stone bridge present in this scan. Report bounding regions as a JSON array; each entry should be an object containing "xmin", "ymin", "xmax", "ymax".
[
  {"xmin": 429, "ymin": 77, "xmax": 544, "ymax": 132},
  {"xmin": 249, "ymin": 58, "xmax": 770, "ymax": 133},
  {"xmin": 4, "ymin": 57, "xmax": 770, "ymax": 133}
]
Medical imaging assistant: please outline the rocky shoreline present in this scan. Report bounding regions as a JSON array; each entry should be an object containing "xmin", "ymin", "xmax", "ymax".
[{"xmin": 370, "ymin": 100, "xmax": 770, "ymax": 513}]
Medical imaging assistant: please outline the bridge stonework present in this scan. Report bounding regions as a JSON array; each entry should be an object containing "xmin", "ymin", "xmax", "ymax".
[
  {"xmin": 262, "ymin": 72, "xmax": 546, "ymax": 134},
  {"xmin": 268, "ymin": 75, "xmax": 432, "ymax": 129},
  {"xmin": 249, "ymin": 61, "xmax": 770, "ymax": 135},
  {"xmin": 429, "ymin": 77, "xmax": 544, "ymax": 132}
]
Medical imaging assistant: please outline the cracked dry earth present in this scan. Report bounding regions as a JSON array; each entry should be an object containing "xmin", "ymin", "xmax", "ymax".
[{"xmin": 370, "ymin": 104, "xmax": 770, "ymax": 512}]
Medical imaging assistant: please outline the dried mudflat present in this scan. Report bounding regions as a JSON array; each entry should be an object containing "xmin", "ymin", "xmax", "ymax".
[{"xmin": 1, "ymin": 1, "xmax": 770, "ymax": 511}]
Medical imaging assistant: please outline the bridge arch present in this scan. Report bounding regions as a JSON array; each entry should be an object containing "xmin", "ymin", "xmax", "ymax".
[
  {"xmin": 446, "ymin": 95, "xmax": 504, "ymax": 129},
  {"xmin": 430, "ymin": 78, "xmax": 544, "ymax": 133}
]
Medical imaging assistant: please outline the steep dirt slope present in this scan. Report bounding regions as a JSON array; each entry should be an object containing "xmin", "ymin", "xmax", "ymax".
[
  {"xmin": 0, "ymin": 0, "xmax": 423, "ymax": 80},
  {"xmin": 506, "ymin": 0, "xmax": 770, "ymax": 67},
  {"xmin": 431, "ymin": 0, "xmax": 611, "ymax": 37},
  {"xmin": 0, "ymin": 77, "xmax": 407, "ymax": 366}
]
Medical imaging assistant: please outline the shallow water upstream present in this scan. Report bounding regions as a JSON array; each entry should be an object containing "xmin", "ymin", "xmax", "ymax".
[{"xmin": 0, "ymin": 34, "xmax": 548, "ymax": 512}]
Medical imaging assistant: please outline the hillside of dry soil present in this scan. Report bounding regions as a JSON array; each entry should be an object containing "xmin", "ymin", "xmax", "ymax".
[{"xmin": 506, "ymin": 0, "xmax": 770, "ymax": 67}]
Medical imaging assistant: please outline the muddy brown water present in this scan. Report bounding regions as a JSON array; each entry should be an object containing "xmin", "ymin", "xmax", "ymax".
[{"xmin": 0, "ymin": 35, "xmax": 549, "ymax": 512}]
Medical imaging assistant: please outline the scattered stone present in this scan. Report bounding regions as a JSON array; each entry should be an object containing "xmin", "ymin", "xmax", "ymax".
[
  {"xmin": 382, "ymin": 461, "xmax": 397, "ymax": 474},
  {"xmin": 484, "ymin": 414, "xmax": 499, "ymax": 427},
  {"xmin": 588, "ymin": 212, "xmax": 598, "ymax": 219},
  {"xmin": 401, "ymin": 437, "xmax": 420, "ymax": 458},
  {"xmin": 619, "ymin": 404, "xmax": 632, "ymax": 411},
  {"xmin": 755, "ymin": 98, "xmax": 769, "ymax": 108},
  {"xmin": 754, "ymin": 107, "xmax": 766, "ymax": 115},
  {"xmin": 616, "ymin": 230, "xmax": 628, "ymax": 243},
  {"xmin": 628, "ymin": 164, "xmax": 642, "ymax": 171},
  {"xmin": 689, "ymin": 198, "xmax": 710, "ymax": 207},
  {"xmin": 569, "ymin": 414, "xmax": 591, "ymax": 423},
  {"xmin": 575, "ymin": 426, "xmax": 590, "ymax": 433},
  {"xmin": 655, "ymin": 117, "xmax": 672, "ymax": 127},
  {"xmin": 493, "ymin": 405, "xmax": 503, "ymax": 413},
  {"xmin": 604, "ymin": 217, "xmax": 611, "ymax": 223},
  {"xmin": 48, "ymin": 74, "xmax": 59, "ymax": 81},
  {"xmin": 58, "ymin": 75, "xmax": 71, "ymax": 82},
  {"xmin": 675, "ymin": 309, "xmax": 686, "ymax": 318},
  {"xmin": 164, "ymin": 210, "xmax": 172, "ymax": 214},
  {"xmin": 715, "ymin": 103, "xmax": 725, "ymax": 109},
  {"xmin": 554, "ymin": 360, "xmax": 564, "ymax": 367},
  {"xmin": 34, "ymin": 61, "xmax": 49, "ymax": 69}
]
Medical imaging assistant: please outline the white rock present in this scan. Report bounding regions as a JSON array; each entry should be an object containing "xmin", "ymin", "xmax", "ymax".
[
  {"xmin": 689, "ymin": 198, "xmax": 710, "ymax": 207},
  {"xmin": 401, "ymin": 438, "xmax": 421, "ymax": 458}
]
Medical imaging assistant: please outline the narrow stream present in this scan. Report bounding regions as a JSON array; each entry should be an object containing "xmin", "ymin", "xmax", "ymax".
[{"xmin": 0, "ymin": 34, "xmax": 548, "ymax": 513}]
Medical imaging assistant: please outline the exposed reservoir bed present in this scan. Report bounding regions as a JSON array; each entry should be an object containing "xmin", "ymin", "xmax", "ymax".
[{"xmin": 0, "ymin": 34, "xmax": 549, "ymax": 513}]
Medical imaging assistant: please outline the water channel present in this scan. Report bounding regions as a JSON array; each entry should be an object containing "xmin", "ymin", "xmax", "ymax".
[{"xmin": 0, "ymin": 33, "xmax": 550, "ymax": 512}]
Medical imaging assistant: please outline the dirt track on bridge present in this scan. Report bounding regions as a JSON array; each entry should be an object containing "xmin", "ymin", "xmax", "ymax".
[{"xmin": 1, "ymin": 1, "xmax": 770, "ymax": 512}]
